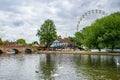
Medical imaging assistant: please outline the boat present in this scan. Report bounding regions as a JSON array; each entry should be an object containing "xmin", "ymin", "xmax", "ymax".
[{"xmin": 6, "ymin": 49, "xmax": 15, "ymax": 54}]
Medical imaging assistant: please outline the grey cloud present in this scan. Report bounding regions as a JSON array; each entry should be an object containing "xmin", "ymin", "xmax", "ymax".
[
  {"xmin": 109, "ymin": 0, "xmax": 120, "ymax": 7},
  {"xmin": 19, "ymin": 32, "xmax": 24, "ymax": 35},
  {"xmin": 0, "ymin": 0, "xmax": 119, "ymax": 42},
  {"xmin": 0, "ymin": 20, "xmax": 24, "ymax": 27},
  {"xmin": 13, "ymin": 21, "xmax": 24, "ymax": 26},
  {"xmin": 108, "ymin": 0, "xmax": 120, "ymax": 12},
  {"xmin": 0, "ymin": 0, "xmax": 23, "ymax": 12}
]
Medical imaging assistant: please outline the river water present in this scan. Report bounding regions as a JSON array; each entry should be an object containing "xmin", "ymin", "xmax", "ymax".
[{"xmin": 0, "ymin": 53, "xmax": 120, "ymax": 80}]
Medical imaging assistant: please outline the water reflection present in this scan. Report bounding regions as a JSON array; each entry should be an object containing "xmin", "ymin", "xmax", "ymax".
[
  {"xmin": 37, "ymin": 54, "xmax": 77, "ymax": 80},
  {"xmin": 0, "ymin": 53, "xmax": 120, "ymax": 80},
  {"xmin": 74, "ymin": 55, "xmax": 120, "ymax": 80},
  {"xmin": 0, "ymin": 53, "xmax": 39, "ymax": 80},
  {"xmin": 39, "ymin": 54, "xmax": 57, "ymax": 80}
]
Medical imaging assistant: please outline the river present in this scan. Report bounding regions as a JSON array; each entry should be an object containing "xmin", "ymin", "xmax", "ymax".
[{"xmin": 0, "ymin": 53, "xmax": 120, "ymax": 80}]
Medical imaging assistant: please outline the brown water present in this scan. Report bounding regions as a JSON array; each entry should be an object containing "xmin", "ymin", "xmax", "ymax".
[{"xmin": 0, "ymin": 53, "xmax": 120, "ymax": 80}]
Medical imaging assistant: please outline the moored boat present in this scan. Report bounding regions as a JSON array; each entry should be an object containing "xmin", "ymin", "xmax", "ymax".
[{"xmin": 6, "ymin": 49, "xmax": 15, "ymax": 54}]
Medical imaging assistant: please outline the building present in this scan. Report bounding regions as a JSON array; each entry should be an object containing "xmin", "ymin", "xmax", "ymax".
[
  {"xmin": 6, "ymin": 41, "xmax": 16, "ymax": 46},
  {"xmin": 50, "ymin": 39, "xmax": 75, "ymax": 49},
  {"xmin": 37, "ymin": 43, "xmax": 46, "ymax": 50}
]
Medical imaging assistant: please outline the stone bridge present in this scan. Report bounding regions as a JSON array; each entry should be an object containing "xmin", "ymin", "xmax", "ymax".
[{"xmin": 0, "ymin": 46, "xmax": 36, "ymax": 53}]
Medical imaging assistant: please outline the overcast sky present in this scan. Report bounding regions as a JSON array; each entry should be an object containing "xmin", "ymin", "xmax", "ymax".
[{"xmin": 0, "ymin": 0, "xmax": 120, "ymax": 43}]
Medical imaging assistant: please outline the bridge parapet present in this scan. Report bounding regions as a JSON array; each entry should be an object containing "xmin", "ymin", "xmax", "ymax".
[{"xmin": 0, "ymin": 46, "xmax": 36, "ymax": 53}]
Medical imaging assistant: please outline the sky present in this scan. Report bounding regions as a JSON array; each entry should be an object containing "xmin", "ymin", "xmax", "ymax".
[{"xmin": 0, "ymin": 0, "xmax": 120, "ymax": 43}]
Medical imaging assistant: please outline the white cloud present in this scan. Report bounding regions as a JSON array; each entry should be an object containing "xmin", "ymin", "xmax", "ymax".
[
  {"xmin": 49, "ymin": 6, "xmax": 59, "ymax": 14},
  {"xmin": 0, "ymin": 0, "xmax": 119, "ymax": 43}
]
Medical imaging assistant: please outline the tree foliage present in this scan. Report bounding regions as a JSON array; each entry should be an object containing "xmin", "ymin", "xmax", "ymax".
[
  {"xmin": 74, "ymin": 32, "xmax": 83, "ymax": 47},
  {"xmin": 67, "ymin": 32, "xmax": 83, "ymax": 47},
  {"xmin": 0, "ymin": 38, "xmax": 3, "ymax": 45},
  {"xmin": 2, "ymin": 40, "xmax": 9, "ymax": 46},
  {"xmin": 82, "ymin": 12, "xmax": 120, "ymax": 51},
  {"xmin": 36, "ymin": 19, "xmax": 57, "ymax": 48},
  {"xmin": 32, "ymin": 41, "xmax": 39, "ymax": 45},
  {"xmin": 68, "ymin": 36, "xmax": 75, "ymax": 42},
  {"xmin": 16, "ymin": 38, "xmax": 26, "ymax": 45}
]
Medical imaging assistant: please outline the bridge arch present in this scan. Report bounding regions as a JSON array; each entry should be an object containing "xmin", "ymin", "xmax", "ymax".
[
  {"xmin": 6, "ymin": 48, "xmax": 19, "ymax": 54},
  {"xmin": 0, "ymin": 49, "xmax": 3, "ymax": 54},
  {"xmin": 77, "ymin": 9, "xmax": 108, "ymax": 31},
  {"xmin": 24, "ymin": 48, "xmax": 32, "ymax": 53},
  {"xmin": 12, "ymin": 49, "xmax": 19, "ymax": 53}
]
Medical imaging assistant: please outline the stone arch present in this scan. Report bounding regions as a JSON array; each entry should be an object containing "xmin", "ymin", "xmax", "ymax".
[
  {"xmin": 6, "ymin": 48, "xmax": 19, "ymax": 54},
  {"xmin": 0, "ymin": 49, "xmax": 3, "ymax": 54},
  {"xmin": 24, "ymin": 48, "xmax": 32, "ymax": 53},
  {"xmin": 12, "ymin": 49, "xmax": 19, "ymax": 53}
]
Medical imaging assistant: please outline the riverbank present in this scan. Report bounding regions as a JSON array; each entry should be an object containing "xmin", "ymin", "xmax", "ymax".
[{"xmin": 38, "ymin": 51, "xmax": 120, "ymax": 56}]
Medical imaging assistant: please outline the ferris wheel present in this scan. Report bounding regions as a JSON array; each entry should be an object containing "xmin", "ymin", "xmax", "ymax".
[{"xmin": 77, "ymin": 9, "xmax": 108, "ymax": 31}]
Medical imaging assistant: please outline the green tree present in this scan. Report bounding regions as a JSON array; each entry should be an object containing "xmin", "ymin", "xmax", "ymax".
[
  {"xmin": 16, "ymin": 38, "xmax": 26, "ymax": 46},
  {"xmin": 97, "ymin": 13, "xmax": 120, "ymax": 50},
  {"xmin": 82, "ymin": 26, "xmax": 96, "ymax": 49},
  {"xmin": 32, "ymin": 41, "xmax": 39, "ymax": 45},
  {"xmin": 36, "ymin": 19, "xmax": 57, "ymax": 48},
  {"xmin": 2, "ymin": 40, "xmax": 9, "ymax": 46},
  {"xmin": 57, "ymin": 35, "xmax": 62, "ymax": 39},
  {"xmin": 0, "ymin": 38, "xmax": 3, "ymax": 45},
  {"xmin": 68, "ymin": 36, "xmax": 75, "ymax": 42},
  {"xmin": 82, "ymin": 12, "xmax": 120, "ymax": 51},
  {"xmin": 74, "ymin": 32, "xmax": 83, "ymax": 47}
]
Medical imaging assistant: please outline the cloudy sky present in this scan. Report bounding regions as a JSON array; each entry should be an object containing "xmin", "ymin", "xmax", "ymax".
[{"xmin": 0, "ymin": 0, "xmax": 120, "ymax": 43}]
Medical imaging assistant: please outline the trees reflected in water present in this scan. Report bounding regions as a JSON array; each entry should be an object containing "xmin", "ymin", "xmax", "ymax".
[
  {"xmin": 39, "ymin": 54, "xmax": 57, "ymax": 80},
  {"xmin": 73, "ymin": 55, "xmax": 120, "ymax": 80},
  {"xmin": 36, "ymin": 54, "xmax": 120, "ymax": 80}
]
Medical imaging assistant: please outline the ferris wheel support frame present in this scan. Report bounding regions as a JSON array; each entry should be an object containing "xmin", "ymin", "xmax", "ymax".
[{"xmin": 77, "ymin": 9, "xmax": 108, "ymax": 32}]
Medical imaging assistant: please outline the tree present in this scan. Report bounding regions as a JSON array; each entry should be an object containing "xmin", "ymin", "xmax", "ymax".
[
  {"xmin": 82, "ymin": 12, "xmax": 120, "ymax": 51},
  {"xmin": 36, "ymin": 19, "xmax": 57, "ymax": 48},
  {"xmin": 57, "ymin": 35, "xmax": 62, "ymax": 39},
  {"xmin": 32, "ymin": 41, "xmax": 39, "ymax": 45},
  {"xmin": 16, "ymin": 38, "xmax": 26, "ymax": 46},
  {"xmin": 68, "ymin": 36, "xmax": 75, "ymax": 42},
  {"xmin": 97, "ymin": 13, "xmax": 120, "ymax": 50},
  {"xmin": 2, "ymin": 40, "xmax": 9, "ymax": 46},
  {"xmin": 68, "ymin": 32, "xmax": 83, "ymax": 48},
  {"xmin": 31, "ymin": 41, "xmax": 39, "ymax": 46},
  {"xmin": 74, "ymin": 32, "xmax": 83, "ymax": 47},
  {"xmin": 0, "ymin": 38, "xmax": 3, "ymax": 45}
]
